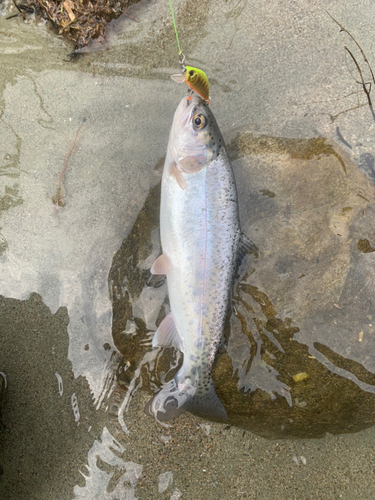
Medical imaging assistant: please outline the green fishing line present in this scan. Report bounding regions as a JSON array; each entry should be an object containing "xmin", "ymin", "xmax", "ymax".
[
  {"xmin": 168, "ymin": 0, "xmax": 210, "ymax": 102},
  {"xmin": 169, "ymin": 0, "xmax": 182, "ymax": 55}
]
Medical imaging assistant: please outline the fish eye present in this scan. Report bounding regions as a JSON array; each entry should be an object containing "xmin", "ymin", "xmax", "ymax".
[
  {"xmin": 193, "ymin": 113, "xmax": 207, "ymax": 130},
  {"xmin": 189, "ymin": 70, "xmax": 194, "ymax": 77}
]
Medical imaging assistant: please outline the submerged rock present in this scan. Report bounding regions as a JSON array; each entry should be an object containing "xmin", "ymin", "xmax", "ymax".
[{"xmin": 109, "ymin": 131, "xmax": 375, "ymax": 439}]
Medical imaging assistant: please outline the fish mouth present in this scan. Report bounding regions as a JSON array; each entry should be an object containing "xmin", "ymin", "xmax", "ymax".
[
  {"xmin": 186, "ymin": 94, "xmax": 203, "ymax": 108},
  {"xmin": 175, "ymin": 95, "xmax": 204, "ymax": 127}
]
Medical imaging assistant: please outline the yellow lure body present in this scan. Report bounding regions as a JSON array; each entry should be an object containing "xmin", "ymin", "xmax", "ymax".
[
  {"xmin": 184, "ymin": 66, "xmax": 210, "ymax": 103},
  {"xmin": 171, "ymin": 66, "xmax": 210, "ymax": 103}
]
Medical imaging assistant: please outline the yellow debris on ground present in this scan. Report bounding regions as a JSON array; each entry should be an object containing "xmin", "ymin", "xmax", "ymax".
[{"xmin": 292, "ymin": 372, "xmax": 309, "ymax": 382}]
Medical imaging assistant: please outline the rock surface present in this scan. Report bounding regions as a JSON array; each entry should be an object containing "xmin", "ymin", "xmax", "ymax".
[{"xmin": 110, "ymin": 131, "xmax": 375, "ymax": 438}]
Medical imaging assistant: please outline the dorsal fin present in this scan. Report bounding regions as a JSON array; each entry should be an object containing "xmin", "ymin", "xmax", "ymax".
[{"xmin": 236, "ymin": 233, "xmax": 258, "ymax": 270}]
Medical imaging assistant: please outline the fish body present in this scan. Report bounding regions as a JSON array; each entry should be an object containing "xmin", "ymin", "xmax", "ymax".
[
  {"xmin": 145, "ymin": 96, "xmax": 247, "ymax": 422},
  {"xmin": 171, "ymin": 67, "xmax": 210, "ymax": 103}
]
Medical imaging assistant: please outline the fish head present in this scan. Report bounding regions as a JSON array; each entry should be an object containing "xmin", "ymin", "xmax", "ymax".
[{"xmin": 169, "ymin": 95, "xmax": 223, "ymax": 174}]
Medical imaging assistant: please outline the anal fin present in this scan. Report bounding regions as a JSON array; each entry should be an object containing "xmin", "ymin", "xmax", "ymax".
[{"xmin": 153, "ymin": 312, "xmax": 183, "ymax": 352}]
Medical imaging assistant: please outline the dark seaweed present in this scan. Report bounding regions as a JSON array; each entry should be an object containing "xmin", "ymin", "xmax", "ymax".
[{"xmin": 9, "ymin": 0, "xmax": 141, "ymax": 51}]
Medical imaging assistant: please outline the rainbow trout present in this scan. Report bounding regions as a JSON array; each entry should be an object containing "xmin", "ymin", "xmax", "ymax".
[{"xmin": 145, "ymin": 95, "xmax": 253, "ymax": 422}]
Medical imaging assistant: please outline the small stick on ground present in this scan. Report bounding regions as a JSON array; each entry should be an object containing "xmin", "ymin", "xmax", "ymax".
[
  {"xmin": 52, "ymin": 124, "xmax": 83, "ymax": 207},
  {"xmin": 344, "ymin": 45, "xmax": 375, "ymax": 121},
  {"xmin": 11, "ymin": 0, "xmax": 24, "ymax": 17},
  {"xmin": 7, "ymin": 0, "xmax": 34, "ymax": 19},
  {"xmin": 324, "ymin": 9, "xmax": 375, "ymax": 83},
  {"xmin": 324, "ymin": 8, "xmax": 375, "ymax": 121}
]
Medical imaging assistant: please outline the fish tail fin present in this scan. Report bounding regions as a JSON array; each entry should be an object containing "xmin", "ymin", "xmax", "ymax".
[
  {"xmin": 184, "ymin": 378, "xmax": 228, "ymax": 421},
  {"xmin": 144, "ymin": 377, "xmax": 228, "ymax": 422},
  {"xmin": 144, "ymin": 379, "xmax": 186, "ymax": 422}
]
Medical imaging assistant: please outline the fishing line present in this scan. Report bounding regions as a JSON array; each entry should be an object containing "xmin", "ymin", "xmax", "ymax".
[
  {"xmin": 168, "ymin": 0, "xmax": 210, "ymax": 103},
  {"xmin": 168, "ymin": 0, "xmax": 182, "ymax": 57}
]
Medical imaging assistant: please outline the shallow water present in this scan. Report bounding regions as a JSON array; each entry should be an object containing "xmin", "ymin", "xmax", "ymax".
[{"xmin": 1, "ymin": 0, "xmax": 375, "ymax": 498}]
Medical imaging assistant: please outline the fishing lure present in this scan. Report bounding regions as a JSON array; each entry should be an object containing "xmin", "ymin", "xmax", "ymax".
[
  {"xmin": 171, "ymin": 60, "xmax": 210, "ymax": 103},
  {"xmin": 168, "ymin": 0, "xmax": 210, "ymax": 103}
]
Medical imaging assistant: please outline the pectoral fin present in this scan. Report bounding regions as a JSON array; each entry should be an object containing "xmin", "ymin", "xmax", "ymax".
[
  {"xmin": 151, "ymin": 253, "xmax": 171, "ymax": 275},
  {"xmin": 152, "ymin": 312, "xmax": 183, "ymax": 352},
  {"xmin": 172, "ymin": 162, "xmax": 188, "ymax": 190}
]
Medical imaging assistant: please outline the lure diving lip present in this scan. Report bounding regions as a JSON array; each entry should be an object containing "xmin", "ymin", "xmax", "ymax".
[{"xmin": 171, "ymin": 66, "xmax": 210, "ymax": 103}]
